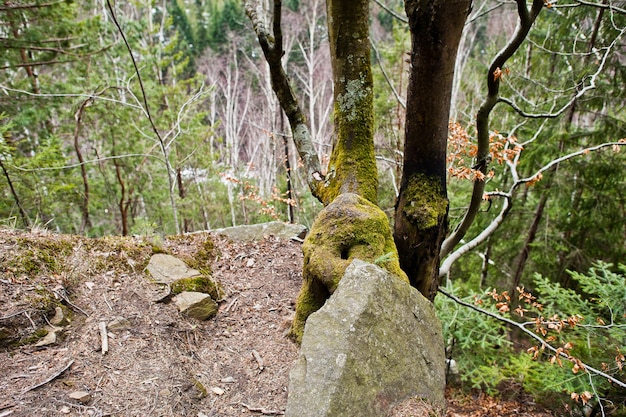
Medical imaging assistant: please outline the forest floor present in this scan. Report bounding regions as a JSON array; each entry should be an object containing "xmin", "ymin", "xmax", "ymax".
[{"xmin": 0, "ymin": 228, "xmax": 557, "ymax": 417}]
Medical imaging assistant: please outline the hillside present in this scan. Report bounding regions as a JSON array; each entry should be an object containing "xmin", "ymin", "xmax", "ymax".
[{"xmin": 0, "ymin": 228, "xmax": 555, "ymax": 416}]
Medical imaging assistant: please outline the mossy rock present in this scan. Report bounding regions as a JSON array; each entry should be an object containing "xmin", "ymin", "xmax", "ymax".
[
  {"xmin": 170, "ymin": 276, "xmax": 225, "ymax": 301},
  {"xmin": 289, "ymin": 193, "xmax": 409, "ymax": 343}
]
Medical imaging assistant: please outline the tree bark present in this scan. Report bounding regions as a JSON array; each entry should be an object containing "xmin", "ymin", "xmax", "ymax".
[
  {"xmin": 323, "ymin": 0, "xmax": 378, "ymax": 204},
  {"xmin": 394, "ymin": 0, "xmax": 471, "ymax": 300}
]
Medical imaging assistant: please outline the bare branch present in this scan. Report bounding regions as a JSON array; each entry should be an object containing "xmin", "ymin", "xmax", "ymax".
[
  {"xmin": 245, "ymin": 0, "xmax": 325, "ymax": 202},
  {"xmin": 0, "ymin": 83, "xmax": 143, "ymax": 109},
  {"xmin": 520, "ymin": 141, "xmax": 626, "ymax": 185},
  {"xmin": 105, "ymin": 0, "xmax": 180, "ymax": 233},
  {"xmin": 370, "ymin": 39, "xmax": 405, "ymax": 109},
  {"xmin": 441, "ymin": 0, "xmax": 545, "ymax": 257},
  {"xmin": 440, "ymin": 192, "xmax": 512, "ymax": 277},
  {"xmin": 437, "ymin": 287, "xmax": 626, "ymax": 389},
  {"xmin": 372, "ymin": 0, "xmax": 408, "ymax": 24},
  {"xmin": 440, "ymin": 140, "xmax": 625, "ymax": 275},
  {"xmin": 499, "ymin": 25, "xmax": 626, "ymax": 118}
]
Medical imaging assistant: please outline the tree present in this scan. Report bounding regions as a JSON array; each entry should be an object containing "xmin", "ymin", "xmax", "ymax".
[{"xmin": 246, "ymin": 0, "xmax": 472, "ymax": 343}]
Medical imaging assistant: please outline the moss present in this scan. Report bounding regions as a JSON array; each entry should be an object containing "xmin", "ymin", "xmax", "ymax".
[
  {"xmin": 170, "ymin": 275, "xmax": 225, "ymax": 301},
  {"xmin": 401, "ymin": 174, "xmax": 448, "ymax": 230},
  {"xmin": 190, "ymin": 377, "xmax": 208, "ymax": 399},
  {"xmin": 9, "ymin": 237, "xmax": 75, "ymax": 277},
  {"xmin": 164, "ymin": 234, "xmax": 217, "ymax": 274},
  {"xmin": 19, "ymin": 326, "xmax": 50, "ymax": 346},
  {"xmin": 290, "ymin": 193, "xmax": 408, "ymax": 343},
  {"xmin": 86, "ymin": 236, "xmax": 154, "ymax": 274}
]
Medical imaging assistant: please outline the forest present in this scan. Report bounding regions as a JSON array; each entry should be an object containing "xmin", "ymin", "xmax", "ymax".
[{"xmin": 0, "ymin": 0, "xmax": 625, "ymax": 415}]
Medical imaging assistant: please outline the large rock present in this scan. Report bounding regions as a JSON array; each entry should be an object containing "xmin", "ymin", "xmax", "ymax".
[
  {"xmin": 211, "ymin": 221, "xmax": 307, "ymax": 242},
  {"xmin": 286, "ymin": 260, "xmax": 445, "ymax": 417}
]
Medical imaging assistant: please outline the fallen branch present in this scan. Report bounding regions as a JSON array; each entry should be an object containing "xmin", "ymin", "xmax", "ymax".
[
  {"xmin": 251, "ymin": 350, "xmax": 264, "ymax": 371},
  {"xmin": 99, "ymin": 322, "xmax": 109, "ymax": 355},
  {"xmin": 241, "ymin": 402, "xmax": 284, "ymax": 415},
  {"xmin": 22, "ymin": 359, "xmax": 75, "ymax": 394}
]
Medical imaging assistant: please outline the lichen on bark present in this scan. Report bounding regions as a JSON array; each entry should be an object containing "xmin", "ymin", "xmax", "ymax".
[{"xmin": 289, "ymin": 193, "xmax": 408, "ymax": 343}]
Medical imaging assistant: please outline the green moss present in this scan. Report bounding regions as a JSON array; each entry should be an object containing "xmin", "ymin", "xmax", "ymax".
[
  {"xmin": 190, "ymin": 377, "xmax": 208, "ymax": 399},
  {"xmin": 165, "ymin": 235, "xmax": 217, "ymax": 274},
  {"xmin": 9, "ymin": 237, "xmax": 75, "ymax": 276},
  {"xmin": 170, "ymin": 275, "xmax": 225, "ymax": 301},
  {"xmin": 19, "ymin": 326, "xmax": 50, "ymax": 346},
  {"xmin": 401, "ymin": 174, "xmax": 448, "ymax": 230},
  {"xmin": 86, "ymin": 236, "xmax": 154, "ymax": 274},
  {"xmin": 290, "ymin": 193, "xmax": 408, "ymax": 343},
  {"xmin": 322, "ymin": 75, "xmax": 378, "ymax": 206}
]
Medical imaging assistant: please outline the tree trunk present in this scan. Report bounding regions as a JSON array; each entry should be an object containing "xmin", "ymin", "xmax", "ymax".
[
  {"xmin": 394, "ymin": 0, "xmax": 471, "ymax": 300},
  {"xmin": 323, "ymin": 0, "xmax": 378, "ymax": 205}
]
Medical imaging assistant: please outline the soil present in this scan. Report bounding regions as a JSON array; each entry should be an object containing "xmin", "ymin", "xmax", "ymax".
[{"xmin": 0, "ymin": 228, "xmax": 556, "ymax": 417}]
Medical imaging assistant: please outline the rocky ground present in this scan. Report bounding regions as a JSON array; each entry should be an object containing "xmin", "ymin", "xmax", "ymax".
[{"xmin": 0, "ymin": 227, "xmax": 556, "ymax": 417}]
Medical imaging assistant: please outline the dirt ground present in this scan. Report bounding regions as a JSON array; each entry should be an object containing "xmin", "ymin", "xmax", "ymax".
[{"xmin": 0, "ymin": 228, "xmax": 556, "ymax": 417}]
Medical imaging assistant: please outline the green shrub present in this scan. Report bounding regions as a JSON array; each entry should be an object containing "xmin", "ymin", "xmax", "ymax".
[{"xmin": 437, "ymin": 262, "xmax": 626, "ymax": 414}]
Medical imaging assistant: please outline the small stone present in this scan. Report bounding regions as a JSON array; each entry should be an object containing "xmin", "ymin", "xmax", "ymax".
[
  {"xmin": 211, "ymin": 386, "xmax": 225, "ymax": 395},
  {"xmin": 69, "ymin": 390, "xmax": 91, "ymax": 403},
  {"xmin": 49, "ymin": 307, "xmax": 69, "ymax": 326},
  {"xmin": 34, "ymin": 326, "xmax": 61, "ymax": 347},
  {"xmin": 220, "ymin": 376, "xmax": 236, "ymax": 384},
  {"xmin": 174, "ymin": 292, "xmax": 218, "ymax": 320},
  {"xmin": 159, "ymin": 388, "xmax": 171, "ymax": 397},
  {"xmin": 60, "ymin": 405, "xmax": 71, "ymax": 414},
  {"xmin": 108, "ymin": 317, "xmax": 130, "ymax": 331}
]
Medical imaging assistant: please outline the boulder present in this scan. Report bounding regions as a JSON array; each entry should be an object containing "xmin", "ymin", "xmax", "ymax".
[
  {"xmin": 286, "ymin": 260, "xmax": 445, "ymax": 417},
  {"xmin": 211, "ymin": 221, "xmax": 307, "ymax": 242},
  {"xmin": 173, "ymin": 291, "xmax": 218, "ymax": 320}
]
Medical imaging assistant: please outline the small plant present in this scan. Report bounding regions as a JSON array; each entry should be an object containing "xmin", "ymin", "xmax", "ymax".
[{"xmin": 438, "ymin": 262, "xmax": 626, "ymax": 415}]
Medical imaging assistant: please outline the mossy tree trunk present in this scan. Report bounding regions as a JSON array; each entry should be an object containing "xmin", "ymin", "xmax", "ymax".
[
  {"xmin": 322, "ymin": 0, "xmax": 378, "ymax": 205},
  {"xmin": 394, "ymin": 0, "xmax": 472, "ymax": 301}
]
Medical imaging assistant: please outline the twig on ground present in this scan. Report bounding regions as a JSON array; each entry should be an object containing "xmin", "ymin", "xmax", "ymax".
[
  {"xmin": 99, "ymin": 321, "xmax": 109, "ymax": 355},
  {"xmin": 241, "ymin": 402, "xmax": 284, "ymax": 415},
  {"xmin": 22, "ymin": 359, "xmax": 75, "ymax": 394},
  {"xmin": 251, "ymin": 350, "xmax": 264, "ymax": 371},
  {"xmin": 225, "ymin": 297, "xmax": 239, "ymax": 313}
]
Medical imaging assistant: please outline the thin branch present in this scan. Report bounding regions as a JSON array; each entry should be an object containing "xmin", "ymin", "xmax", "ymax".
[
  {"xmin": 520, "ymin": 141, "xmax": 626, "ymax": 184},
  {"xmin": 12, "ymin": 153, "xmax": 162, "ymax": 172},
  {"xmin": 440, "ymin": 140, "xmax": 625, "ymax": 275},
  {"xmin": 0, "ymin": 59, "xmax": 74, "ymax": 70},
  {"xmin": 441, "ymin": 0, "xmax": 545, "ymax": 257},
  {"xmin": 499, "ymin": 26, "xmax": 626, "ymax": 119},
  {"xmin": 437, "ymin": 287, "xmax": 626, "ymax": 389},
  {"xmin": 105, "ymin": 0, "xmax": 180, "ymax": 234},
  {"xmin": 0, "ymin": 83, "xmax": 143, "ymax": 109},
  {"xmin": 440, "ymin": 192, "xmax": 512, "ymax": 277},
  {"xmin": 22, "ymin": 359, "xmax": 75, "ymax": 394},
  {"xmin": 372, "ymin": 0, "xmax": 408, "ymax": 24},
  {"xmin": 370, "ymin": 39, "xmax": 405, "ymax": 109},
  {"xmin": 245, "ymin": 0, "xmax": 325, "ymax": 202}
]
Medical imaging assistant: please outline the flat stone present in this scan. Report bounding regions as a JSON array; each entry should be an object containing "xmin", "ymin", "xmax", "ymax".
[
  {"xmin": 108, "ymin": 317, "xmax": 131, "ymax": 331},
  {"xmin": 69, "ymin": 391, "xmax": 91, "ymax": 403},
  {"xmin": 286, "ymin": 260, "xmax": 446, "ymax": 417},
  {"xmin": 146, "ymin": 254, "xmax": 201, "ymax": 284}
]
